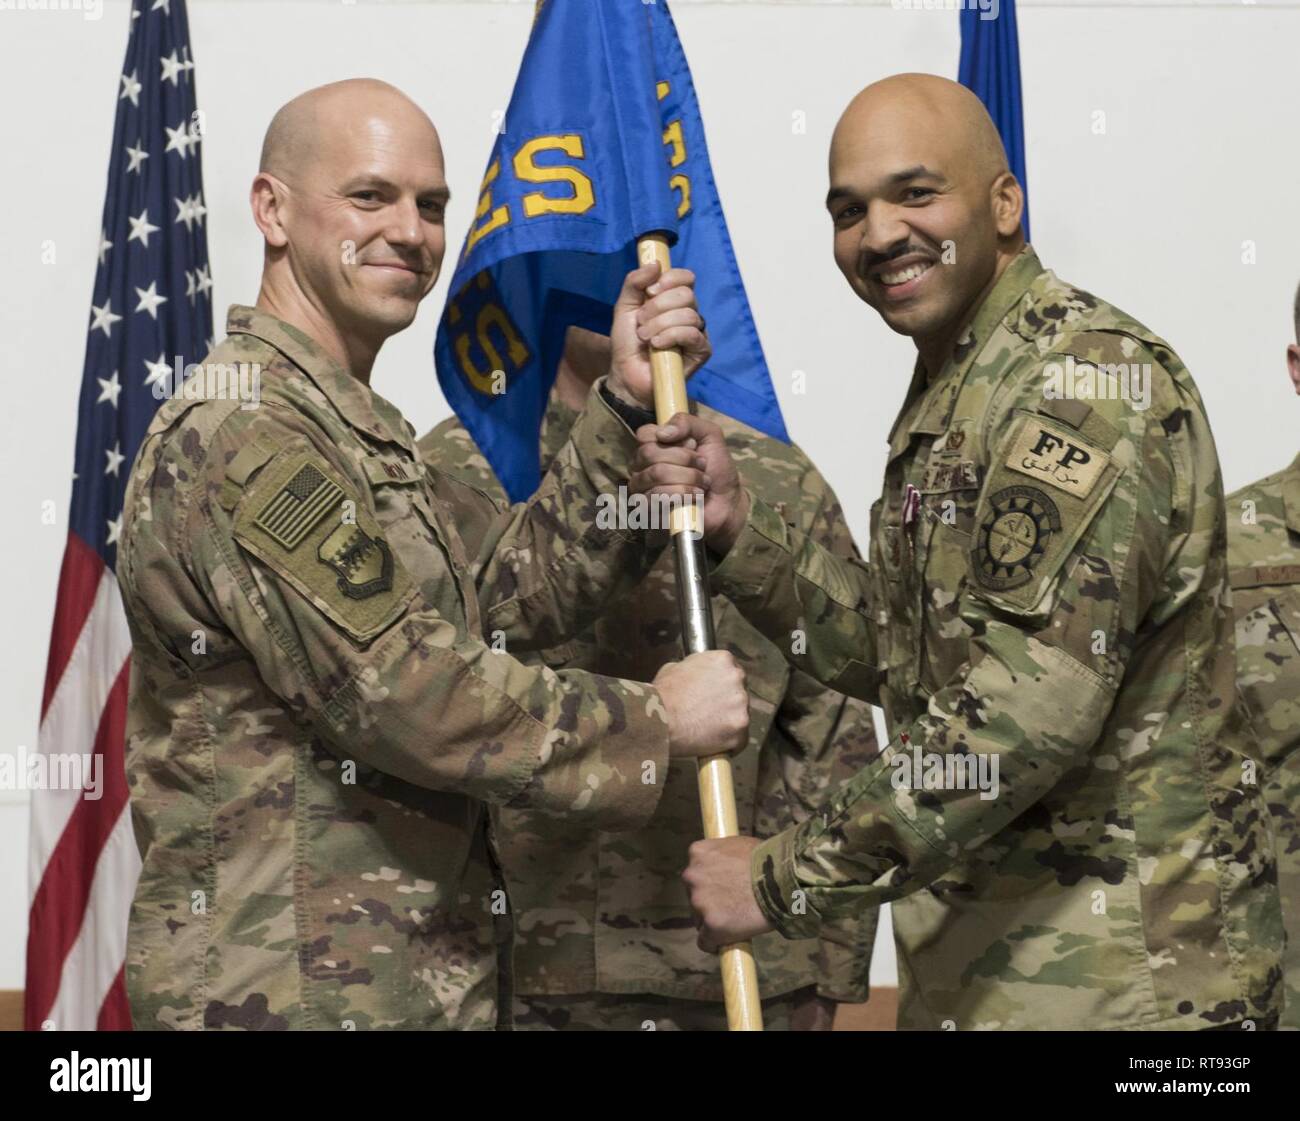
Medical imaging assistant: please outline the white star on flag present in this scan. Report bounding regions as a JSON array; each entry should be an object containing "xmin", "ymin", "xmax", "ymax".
[
  {"xmin": 106, "ymin": 513, "xmax": 124, "ymax": 547},
  {"xmin": 160, "ymin": 50, "xmax": 186, "ymax": 86},
  {"xmin": 119, "ymin": 70, "xmax": 142, "ymax": 107},
  {"xmin": 90, "ymin": 300, "xmax": 123, "ymax": 339},
  {"xmin": 125, "ymin": 141, "xmax": 149, "ymax": 174},
  {"xmin": 174, "ymin": 193, "xmax": 207, "ymax": 231},
  {"xmin": 164, "ymin": 121, "xmax": 199, "ymax": 159},
  {"xmin": 143, "ymin": 352, "xmax": 172, "ymax": 390},
  {"xmin": 134, "ymin": 281, "xmax": 168, "ymax": 319},
  {"xmin": 97, "ymin": 230, "xmax": 113, "ymax": 266},
  {"xmin": 194, "ymin": 264, "xmax": 213, "ymax": 297},
  {"xmin": 127, "ymin": 208, "xmax": 159, "ymax": 248},
  {"xmin": 152, "ymin": 0, "xmax": 172, "ymax": 13},
  {"xmin": 104, "ymin": 443, "xmax": 126, "ymax": 477},
  {"xmin": 185, "ymin": 270, "xmax": 196, "ymax": 303},
  {"xmin": 96, "ymin": 371, "xmax": 123, "ymax": 407}
]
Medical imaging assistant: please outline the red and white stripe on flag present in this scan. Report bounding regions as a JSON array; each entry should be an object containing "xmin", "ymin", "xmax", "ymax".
[{"xmin": 27, "ymin": 537, "xmax": 138, "ymax": 1031}]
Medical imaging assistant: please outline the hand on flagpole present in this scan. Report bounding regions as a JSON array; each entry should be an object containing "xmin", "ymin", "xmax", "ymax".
[
  {"xmin": 631, "ymin": 412, "xmax": 750, "ymax": 554},
  {"xmin": 607, "ymin": 260, "xmax": 711, "ymax": 408},
  {"xmin": 683, "ymin": 835, "xmax": 774, "ymax": 953}
]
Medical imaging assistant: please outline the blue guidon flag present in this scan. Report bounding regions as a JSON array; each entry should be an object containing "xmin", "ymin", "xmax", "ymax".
[
  {"xmin": 435, "ymin": 0, "xmax": 787, "ymax": 502},
  {"xmin": 959, "ymin": 0, "xmax": 1031, "ymax": 242}
]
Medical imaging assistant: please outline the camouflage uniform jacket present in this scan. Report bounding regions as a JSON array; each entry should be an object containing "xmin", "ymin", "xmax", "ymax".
[
  {"xmin": 419, "ymin": 399, "xmax": 880, "ymax": 1003},
  {"xmin": 117, "ymin": 305, "xmax": 672, "ymax": 1030},
  {"xmin": 1226, "ymin": 455, "xmax": 1300, "ymax": 1029},
  {"xmin": 713, "ymin": 248, "xmax": 1283, "ymax": 1030}
]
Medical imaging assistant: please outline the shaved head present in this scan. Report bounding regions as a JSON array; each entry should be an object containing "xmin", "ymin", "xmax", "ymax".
[
  {"xmin": 259, "ymin": 78, "xmax": 438, "ymax": 183},
  {"xmin": 831, "ymin": 74, "xmax": 1010, "ymax": 195},
  {"xmin": 825, "ymin": 72, "xmax": 1025, "ymax": 371},
  {"xmin": 250, "ymin": 79, "xmax": 449, "ymax": 378}
]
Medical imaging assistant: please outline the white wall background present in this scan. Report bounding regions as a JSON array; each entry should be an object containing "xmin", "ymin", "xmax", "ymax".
[{"xmin": 3, "ymin": 0, "xmax": 1300, "ymax": 998}]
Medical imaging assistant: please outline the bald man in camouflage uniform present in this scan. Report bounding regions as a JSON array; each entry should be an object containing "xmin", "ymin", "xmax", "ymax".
[
  {"xmin": 1224, "ymin": 285, "xmax": 1300, "ymax": 1029},
  {"xmin": 419, "ymin": 328, "xmax": 880, "ymax": 1030},
  {"xmin": 675, "ymin": 75, "xmax": 1283, "ymax": 1030},
  {"xmin": 117, "ymin": 80, "xmax": 746, "ymax": 1030}
]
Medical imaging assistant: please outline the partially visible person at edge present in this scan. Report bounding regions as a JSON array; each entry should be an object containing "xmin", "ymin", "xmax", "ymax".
[{"xmin": 1224, "ymin": 282, "xmax": 1300, "ymax": 1030}]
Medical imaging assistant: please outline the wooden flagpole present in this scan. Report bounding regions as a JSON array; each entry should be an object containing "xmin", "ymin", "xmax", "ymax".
[{"xmin": 637, "ymin": 233, "xmax": 764, "ymax": 1031}]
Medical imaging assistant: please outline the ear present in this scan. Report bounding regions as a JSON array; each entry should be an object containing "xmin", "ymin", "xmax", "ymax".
[
  {"xmin": 991, "ymin": 171, "xmax": 1025, "ymax": 240},
  {"xmin": 1287, "ymin": 344, "xmax": 1300, "ymax": 396},
  {"xmin": 250, "ymin": 172, "xmax": 290, "ymax": 249}
]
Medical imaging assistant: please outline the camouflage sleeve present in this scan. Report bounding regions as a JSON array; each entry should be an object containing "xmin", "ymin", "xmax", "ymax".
[
  {"xmin": 742, "ymin": 356, "xmax": 1181, "ymax": 938},
  {"xmin": 769, "ymin": 456, "xmax": 880, "ymax": 1002},
  {"xmin": 466, "ymin": 379, "xmax": 669, "ymax": 652},
  {"xmin": 711, "ymin": 494, "xmax": 881, "ymax": 703},
  {"xmin": 146, "ymin": 404, "xmax": 668, "ymax": 832}
]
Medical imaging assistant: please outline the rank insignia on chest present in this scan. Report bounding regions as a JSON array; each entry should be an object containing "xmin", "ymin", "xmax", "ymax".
[
  {"xmin": 318, "ymin": 523, "xmax": 395, "ymax": 600},
  {"xmin": 975, "ymin": 486, "xmax": 1061, "ymax": 590}
]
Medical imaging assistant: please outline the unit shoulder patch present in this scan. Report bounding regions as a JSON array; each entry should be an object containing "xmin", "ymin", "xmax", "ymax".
[
  {"xmin": 232, "ymin": 446, "xmax": 415, "ymax": 641},
  {"xmin": 974, "ymin": 485, "xmax": 1061, "ymax": 591},
  {"xmin": 968, "ymin": 412, "xmax": 1124, "ymax": 615}
]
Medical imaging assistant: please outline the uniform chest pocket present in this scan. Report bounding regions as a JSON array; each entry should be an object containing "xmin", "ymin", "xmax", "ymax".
[
  {"xmin": 1234, "ymin": 584, "xmax": 1300, "ymax": 767},
  {"xmin": 362, "ymin": 455, "xmax": 477, "ymax": 628}
]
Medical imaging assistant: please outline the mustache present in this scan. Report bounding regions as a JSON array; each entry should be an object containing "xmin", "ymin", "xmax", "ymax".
[{"xmin": 859, "ymin": 242, "xmax": 937, "ymax": 274}]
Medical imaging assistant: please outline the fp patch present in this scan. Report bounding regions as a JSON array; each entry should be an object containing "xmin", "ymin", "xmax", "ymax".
[
  {"xmin": 1005, "ymin": 419, "xmax": 1108, "ymax": 499},
  {"xmin": 975, "ymin": 486, "xmax": 1061, "ymax": 590}
]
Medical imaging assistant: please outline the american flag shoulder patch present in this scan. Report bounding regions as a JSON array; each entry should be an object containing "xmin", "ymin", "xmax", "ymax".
[{"xmin": 254, "ymin": 460, "xmax": 345, "ymax": 550}]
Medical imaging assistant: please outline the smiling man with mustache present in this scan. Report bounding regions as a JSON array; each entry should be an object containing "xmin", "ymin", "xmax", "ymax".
[
  {"xmin": 115, "ymin": 78, "xmax": 747, "ymax": 1030},
  {"xmin": 642, "ymin": 73, "xmax": 1284, "ymax": 1030}
]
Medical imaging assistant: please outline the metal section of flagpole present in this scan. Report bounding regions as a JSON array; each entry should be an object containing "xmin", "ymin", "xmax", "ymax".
[{"xmin": 636, "ymin": 232, "xmax": 764, "ymax": 1031}]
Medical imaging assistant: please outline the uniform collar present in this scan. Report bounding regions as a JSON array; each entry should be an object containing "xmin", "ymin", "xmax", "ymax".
[
  {"xmin": 1283, "ymin": 451, "xmax": 1300, "ymax": 535},
  {"xmin": 885, "ymin": 246, "xmax": 1045, "ymax": 456},
  {"xmin": 224, "ymin": 304, "xmax": 413, "ymax": 448}
]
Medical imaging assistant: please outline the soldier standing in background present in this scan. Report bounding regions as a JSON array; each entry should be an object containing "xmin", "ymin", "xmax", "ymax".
[
  {"xmin": 420, "ymin": 325, "xmax": 880, "ymax": 1031},
  {"xmin": 653, "ymin": 73, "xmax": 1282, "ymax": 1030},
  {"xmin": 1225, "ymin": 286, "xmax": 1300, "ymax": 1029},
  {"xmin": 117, "ymin": 79, "xmax": 743, "ymax": 1030}
]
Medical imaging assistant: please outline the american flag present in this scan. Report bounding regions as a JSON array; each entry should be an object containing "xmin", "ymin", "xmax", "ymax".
[{"xmin": 26, "ymin": 0, "xmax": 211, "ymax": 1031}]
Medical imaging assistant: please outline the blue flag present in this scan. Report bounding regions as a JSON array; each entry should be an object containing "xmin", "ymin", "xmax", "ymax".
[
  {"xmin": 959, "ymin": 0, "xmax": 1031, "ymax": 242},
  {"xmin": 435, "ymin": 0, "xmax": 787, "ymax": 502}
]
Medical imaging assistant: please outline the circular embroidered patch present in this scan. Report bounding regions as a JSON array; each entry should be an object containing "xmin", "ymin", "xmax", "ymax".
[{"xmin": 974, "ymin": 485, "xmax": 1062, "ymax": 590}]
